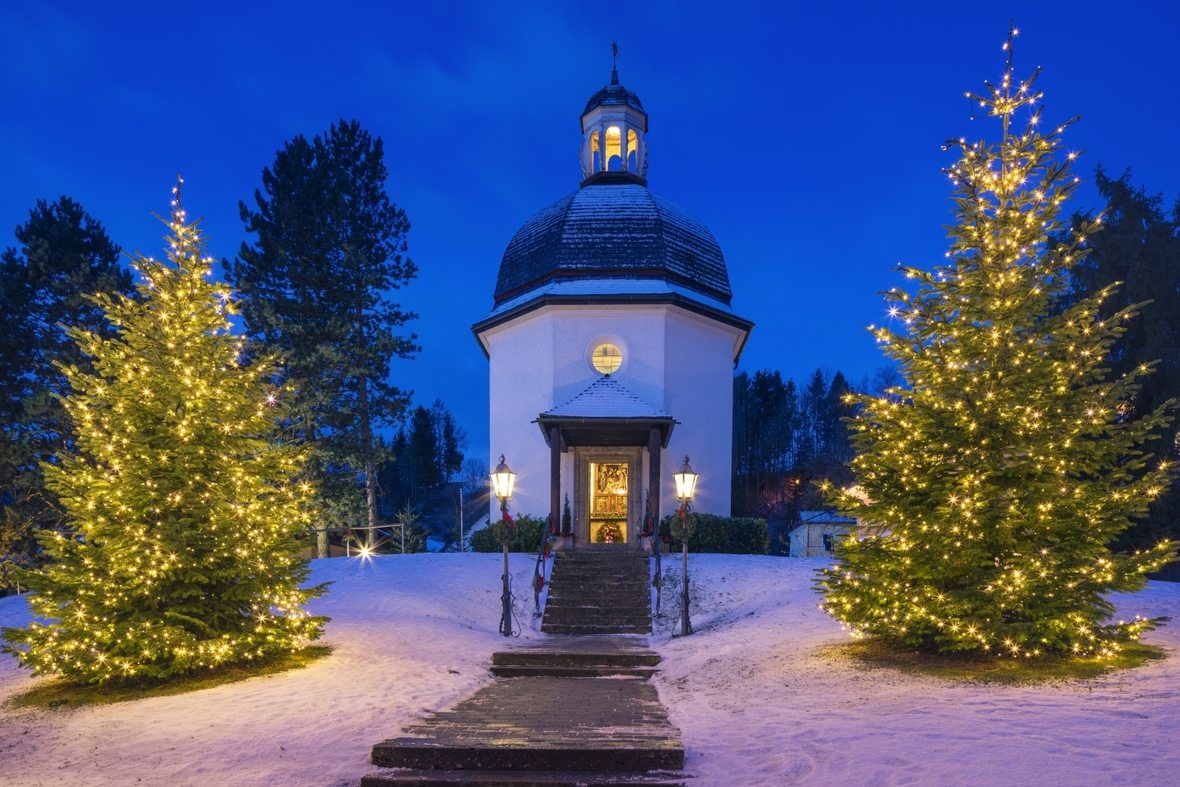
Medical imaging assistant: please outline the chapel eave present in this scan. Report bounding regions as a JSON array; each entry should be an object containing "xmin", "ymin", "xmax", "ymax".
[{"xmin": 470, "ymin": 291, "xmax": 755, "ymax": 361}]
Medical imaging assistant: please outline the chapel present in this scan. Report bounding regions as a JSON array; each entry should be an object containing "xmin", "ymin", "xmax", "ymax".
[{"xmin": 473, "ymin": 64, "xmax": 753, "ymax": 543}]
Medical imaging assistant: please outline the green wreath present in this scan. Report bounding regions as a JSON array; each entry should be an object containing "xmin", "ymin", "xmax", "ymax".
[{"xmin": 595, "ymin": 521, "xmax": 624, "ymax": 543}]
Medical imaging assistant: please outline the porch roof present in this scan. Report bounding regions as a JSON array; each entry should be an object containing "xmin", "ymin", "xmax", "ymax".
[{"xmin": 535, "ymin": 375, "xmax": 676, "ymax": 449}]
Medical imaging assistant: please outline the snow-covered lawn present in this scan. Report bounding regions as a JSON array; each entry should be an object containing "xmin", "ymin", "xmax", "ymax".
[
  {"xmin": 654, "ymin": 556, "xmax": 1180, "ymax": 787},
  {"xmin": 1, "ymin": 553, "xmax": 1178, "ymax": 786}
]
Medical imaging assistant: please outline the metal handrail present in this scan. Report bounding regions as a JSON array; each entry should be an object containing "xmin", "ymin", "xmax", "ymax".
[
  {"xmin": 533, "ymin": 529, "xmax": 555, "ymax": 618},
  {"xmin": 650, "ymin": 532, "xmax": 663, "ymax": 619}
]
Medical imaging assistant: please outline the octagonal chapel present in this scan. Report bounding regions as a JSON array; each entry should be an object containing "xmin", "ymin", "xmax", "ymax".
[{"xmin": 473, "ymin": 65, "xmax": 753, "ymax": 543}]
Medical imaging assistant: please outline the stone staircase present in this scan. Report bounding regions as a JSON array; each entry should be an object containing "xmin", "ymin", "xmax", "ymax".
[
  {"xmin": 490, "ymin": 636, "xmax": 661, "ymax": 679},
  {"xmin": 360, "ymin": 553, "xmax": 685, "ymax": 786},
  {"xmin": 362, "ymin": 639, "xmax": 686, "ymax": 786},
  {"xmin": 541, "ymin": 548, "xmax": 652, "ymax": 636}
]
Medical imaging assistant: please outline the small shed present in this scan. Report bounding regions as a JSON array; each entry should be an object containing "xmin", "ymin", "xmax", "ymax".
[{"xmin": 788, "ymin": 511, "xmax": 857, "ymax": 558}]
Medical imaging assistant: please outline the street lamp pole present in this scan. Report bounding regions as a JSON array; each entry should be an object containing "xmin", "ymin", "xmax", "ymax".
[
  {"xmin": 490, "ymin": 456, "xmax": 518, "ymax": 637},
  {"xmin": 672, "ymin": 456, "xmax": 699, "ymax": 637}
]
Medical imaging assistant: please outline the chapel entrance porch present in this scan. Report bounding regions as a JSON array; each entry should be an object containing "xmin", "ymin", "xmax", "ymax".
[{"xmin": 536, "ymin": 376, "xmax": 677, "ymax": 552}]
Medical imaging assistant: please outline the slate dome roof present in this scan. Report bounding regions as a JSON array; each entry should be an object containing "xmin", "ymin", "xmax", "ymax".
[
  {"xmin": 493, "ymin": 181, "xmax": 733, "ymax": 307},
  {"xmin": 582, "ymin": 70, "xmax": 645, "ymax": 118}
]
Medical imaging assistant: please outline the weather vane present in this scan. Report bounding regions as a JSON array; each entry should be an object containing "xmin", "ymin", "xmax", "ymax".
[{"xmin": 612, "ymin": 40, "xmax": 618, "ymax": 68}]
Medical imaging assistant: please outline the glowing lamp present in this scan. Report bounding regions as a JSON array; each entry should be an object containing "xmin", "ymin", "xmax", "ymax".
[
  {"xmin": 490, "ymin": 455, "xmax": 516, "ymax": 503},
  {"xmin": 673, "ymin": 456, "xmax": 698, "ymax": 503}
]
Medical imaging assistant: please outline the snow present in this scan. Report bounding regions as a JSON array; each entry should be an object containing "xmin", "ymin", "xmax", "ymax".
[
  {"xmin": 650, "ymin": 556, "xmax": 1180, "ymax": 787},
  {"xmin": 2, "ymin": 553, "xmax": 1179, "ymax": 786},
  {"xmin": 0, "ymin": 554, "xmax": 542, "ymax": 787}
]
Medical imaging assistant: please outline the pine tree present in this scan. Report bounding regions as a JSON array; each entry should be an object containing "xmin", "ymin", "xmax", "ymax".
[
  {"xmin": 1, "ymin": 187, "xmax": 327, "ymax": 682},
  {"xmin": 818, "ymin": 28, "xmax": 1177, "ymax": 658},
  {"xmin": 1062, "ymin": 168, "xmax": 1180, "ymax": 550},
  {"xmin": 1, "ymin": 198, "xmax": 134, "ymax": 588},
  {"xmin": 228, "ymin": 120, "xmax": 418, "ymax": 547}
]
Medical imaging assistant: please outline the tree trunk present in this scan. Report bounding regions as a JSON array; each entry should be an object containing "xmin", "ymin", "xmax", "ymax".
[
  {"xmin": 359, "ymin": 371, "xmax": 378, "ymax": 550},
  {"xmin": 317, "ymin": 529, "xmax": 329, "ymax": 559}
]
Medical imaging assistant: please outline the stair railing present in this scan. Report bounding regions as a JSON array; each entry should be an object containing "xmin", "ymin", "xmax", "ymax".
[
  {"xmin": 650, "ymin": 532, "xmax": 663, "ymax": 620},
  {"xmin": 533, "ymin": 530, "xmax": 554, "ymax": 618}
]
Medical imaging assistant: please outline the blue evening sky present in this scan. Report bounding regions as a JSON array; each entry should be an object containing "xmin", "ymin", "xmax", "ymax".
[{"xmin": 2, "ymin": 2, "xmax": 1177, "ymax": 462}]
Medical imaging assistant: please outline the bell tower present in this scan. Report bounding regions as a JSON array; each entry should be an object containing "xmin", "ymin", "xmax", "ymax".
[{"xmin": 579, "ymin": 45, "xmax": 648, "ymax": 184}]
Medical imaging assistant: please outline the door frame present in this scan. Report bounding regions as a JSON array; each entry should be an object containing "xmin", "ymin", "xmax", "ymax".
[{"xmin": 572, "ymin": 446, "xmax": 644, "ymax": 547}]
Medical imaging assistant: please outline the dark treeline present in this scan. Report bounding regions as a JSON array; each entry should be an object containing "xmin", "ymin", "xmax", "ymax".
[
  {"xmin": 378, "ymin": 399, "xmax": 489, "ymax": 550},
  {"xmin": 731, "ymin": 367, "xmax": 857, "ymax": 553},
  {"xmin": 1058, "ymin": 167, "xmax": 1180, "ymax": 551},
  {"xmin": 0, "ymin": 198, "xmax": 135, "ymax": 588},
  {"xmin": 0, "ymin": 120, "xmax": 486, "ymax": 584}
]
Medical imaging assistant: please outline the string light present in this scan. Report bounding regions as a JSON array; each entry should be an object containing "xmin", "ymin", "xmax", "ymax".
[
  {"xmin": 816, "ymin": 25, "xmax": 1177, "ymax": 659},
  {"xmin": 2, "ymin": 184, "xmax": 328, "ymax": 683}
]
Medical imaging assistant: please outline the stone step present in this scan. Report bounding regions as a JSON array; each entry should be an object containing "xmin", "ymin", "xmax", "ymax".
[
  {"xmin": 489, "ymin": 665, "xmax": 657, "ymax": 678},
  {"xmin": 542, "ymin": 608, "xmax": 651, "ymax": 624},
  {"xmin": 547, "ymin": 568, "xmax": 651, "ymax": 582},
  {"xmin": 546, "ymin": 585, "xmax": 649, "ymax": 596},
  {"xmin": 541, "ymin": 623, "xmax": 653, "ymax": 635},
  {"xmin": 541, "ymin": 603, "xmax": 649, "ymax": 612},
  {"xmin": 372, "ymin": 741, "xmax": 681, "ymax": 773},
  {"xmin": 547, "ymin": 575, "xmax": 651, "ymax": 587},
  {"xmin": 541, "ymin": 603, "xmax": 650, "ymax": 615},
  {"xmin": 549, "ymin": 559, "xmax": 651, "ymax": 566},
  {"xmin": 361, "ymin": 770, "xmax": 688, "ymax": 786},
  {"xmin": 544, "ymin": 592, "xmax": 650, "ymax": 604},
  {"xmin": 492, "ymin": 650, "xmax": 660, "ymax": 668},
  {"xmin": 547, "ymin": 566, "xmax": 651, "ymax": 573}
]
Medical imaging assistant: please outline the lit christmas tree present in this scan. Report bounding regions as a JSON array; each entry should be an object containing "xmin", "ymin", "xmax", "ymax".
[
  {"xmin": 1, "ymin": 184, "xmax": 327, "ymax": 682},
  {"xmin": 819, "ymin": 28, "xmax": 1177, "ymax": 658}
]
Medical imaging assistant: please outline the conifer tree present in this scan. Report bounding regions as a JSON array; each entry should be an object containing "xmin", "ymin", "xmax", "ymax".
[
  {"xmin": 1, "ymin": 186, "xmax": 327, "ymax": 682},
  {"xmin": 228, "ymin": 121, "xmax": 418, "ymax": 547},
  {"xmin": 1, "ymin": 198, "xmax": 134, "ymax": 587},
  {"xmin": 819, "ymin": 28, "xmax": 1176, "ymax": 658}
]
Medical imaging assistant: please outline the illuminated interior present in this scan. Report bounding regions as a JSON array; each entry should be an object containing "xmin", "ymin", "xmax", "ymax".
[
  {"xmin": 590, "ymin": 130, "xmax": 600, "ymax": 173},
  {"xmin": 627, "ymin": 129, "xmax": 638, "ymax": 172},
  {"xmin": 605, "ymin": 126, "xmax": 622, "ymax": 171},
  {"xmin": 591, "ymin": 343, "xmax": 622, "ymax": 374},
  {"xmin": 589, "ymin": 462, "xmax": 628, "ymax": 543}
]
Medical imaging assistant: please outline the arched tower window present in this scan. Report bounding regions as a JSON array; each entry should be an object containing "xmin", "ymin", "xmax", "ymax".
[
  {"xmin": 590, "ymin": 131, "xmax": 601, "ymax": 174},
  {"xmin": 605, "ymin": 126, "xmax": 622, "ymax": 171},
  {"xmin": 579, "ymin": 64, "xmax": 648, "ymax": 183}
]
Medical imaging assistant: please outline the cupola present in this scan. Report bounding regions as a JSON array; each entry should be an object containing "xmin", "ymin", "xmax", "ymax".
[{"xmin": 580, "ymin": 52, "xmax": 648, "ymax": 185}]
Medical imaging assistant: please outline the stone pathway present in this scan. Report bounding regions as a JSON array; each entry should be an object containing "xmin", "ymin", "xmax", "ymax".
[{"xmin": 362, "ymin": 552, "xmax": 687, "ymax": 786}]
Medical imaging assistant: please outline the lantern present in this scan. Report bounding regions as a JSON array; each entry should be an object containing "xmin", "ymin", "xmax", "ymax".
[
  {"xmin": 490, "ymin": 455, "xmax": 516, "ymax": 503},
  {"xmin": 673, "ymin": 455, "xmax": 698, "ymax": 503}
]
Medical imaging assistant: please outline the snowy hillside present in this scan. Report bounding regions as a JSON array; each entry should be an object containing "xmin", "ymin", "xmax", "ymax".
[{"xmin": 2, "ymin": 554, "xmax": 1179, "ymax": 786}]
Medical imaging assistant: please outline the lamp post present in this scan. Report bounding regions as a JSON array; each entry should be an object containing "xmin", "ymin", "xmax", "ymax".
[
  {"xmin": 490, "ymin": 455, "xmax": 518, "ymax": 637},
  {"xmin": 672, "ymin": 456, "xmax": 699, "ymax": 637}
]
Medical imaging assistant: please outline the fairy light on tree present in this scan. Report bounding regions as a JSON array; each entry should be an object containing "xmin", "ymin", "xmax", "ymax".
[
  {"xmin": 1, "ymin": 182, "xmax": 328, "ymax": 682},
  {"xmin": 818, "ymin": 24, "xmax": 1177, "ymax": 659}
]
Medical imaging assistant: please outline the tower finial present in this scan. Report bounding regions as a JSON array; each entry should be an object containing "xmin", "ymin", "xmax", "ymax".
[{"xmin": 610, "ymin": 39, "xmax": 619, "ymax": 85}]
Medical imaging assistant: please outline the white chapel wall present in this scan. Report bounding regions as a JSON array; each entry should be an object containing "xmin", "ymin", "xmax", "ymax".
[
  {"xmin": 486, "ymin": 314, "xmax": 554, "ymax": 522},
  {"xmin": 663, "ymin": 308, "xmax": 741, "ymax": 518},
  {"xmin": 485, "ymin": 302, "xmax": 743, "ymax": 524}
]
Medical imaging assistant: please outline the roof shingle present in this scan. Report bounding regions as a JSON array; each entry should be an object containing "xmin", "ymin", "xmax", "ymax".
[{"xmin": 494, "ymin": 183, "xmax": 732, "ymax": 307}]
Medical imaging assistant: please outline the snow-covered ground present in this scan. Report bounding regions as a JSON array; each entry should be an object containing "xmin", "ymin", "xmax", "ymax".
[
  {"xmin": 652, "ymin": 556, "xmax": 1180, "ymax": 787},
  {"xmin": 1, "ymin": 553, "xmax": 1178, "ymax": 786}
]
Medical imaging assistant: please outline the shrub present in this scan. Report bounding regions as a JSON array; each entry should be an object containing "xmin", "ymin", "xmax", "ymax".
[
  {"xmin": 470, "ymin": 514, "xmax": 548, "ymax": 553},
  {"xmin": 659, "ymin": 513, "xmax": 768, "ymax": 554}
]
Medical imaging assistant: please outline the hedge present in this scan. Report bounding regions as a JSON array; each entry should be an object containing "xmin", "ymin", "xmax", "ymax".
[
  {"xmin": 658, "ymin": 513, "xmax": 768, "ymax": 554},
  {"xmin": 469, "ymin": 514, "xmax": 548, "ymax": 553}
]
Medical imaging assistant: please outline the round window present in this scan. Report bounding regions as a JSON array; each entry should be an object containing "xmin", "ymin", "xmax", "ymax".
[{"xmin": 590, "ymin": 343, "xmax": 622, "ymax": 375}]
